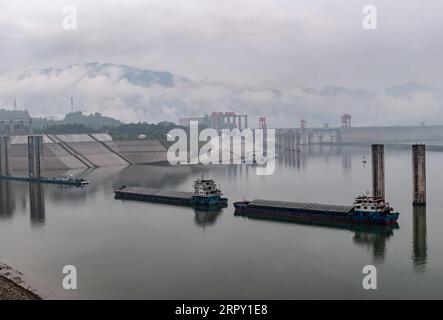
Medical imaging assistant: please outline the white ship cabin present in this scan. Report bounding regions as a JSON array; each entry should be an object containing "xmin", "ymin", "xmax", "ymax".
[
  {"xmin": 353, "ymin": 195, "xmax": 387, "ymax": 212},
  {"xmin": 193, "ymin": 176, "xmax": 222, "ymax": 197}
]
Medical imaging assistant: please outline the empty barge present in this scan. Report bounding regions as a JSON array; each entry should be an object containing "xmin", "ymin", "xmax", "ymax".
[
  {"xmin": 115, "ymin": 177, "xmax": 228, "ymax": 208},
  {"xmin": 234, "ymin": 195, "xmax": 399, "ymax": 225}
]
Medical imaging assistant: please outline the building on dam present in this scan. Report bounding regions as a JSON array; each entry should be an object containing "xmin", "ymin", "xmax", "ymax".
[{"xmin": 0, "ymin": 109, "xmax": 33, "ymax": 136}]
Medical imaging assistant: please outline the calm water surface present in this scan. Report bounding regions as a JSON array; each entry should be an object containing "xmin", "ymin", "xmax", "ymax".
[{"xmin": 0, "ymin": 145, "xmax": 442, "ymax": 299}]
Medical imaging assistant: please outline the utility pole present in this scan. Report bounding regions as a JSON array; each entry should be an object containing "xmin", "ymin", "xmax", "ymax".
[{"xmin": 70, "ymin": 97, "xmax": 74, "ymax": 113}]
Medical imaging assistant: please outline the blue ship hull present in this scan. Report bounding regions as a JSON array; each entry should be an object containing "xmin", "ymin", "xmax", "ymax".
[
  {"xmin": 352, "ymin": 210, "xmax": 399, "ymax": 225},
  {"xmin": 191, "ymin": 195, "xmax": 225, "ymax": 206},
  {"xmin": 234, "ymin": 202, "xmax": 399, "ymax": 226}
]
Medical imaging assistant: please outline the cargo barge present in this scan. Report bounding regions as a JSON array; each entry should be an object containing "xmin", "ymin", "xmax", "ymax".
[
  {"xmin": 234, "ymin": 195, "xmax": 399, "ymax": 225},
  {"xmin": 0, "ymin": 175, "xmax": 90, "ymax": 187},
  {"xmin": 115, "ymin": 177, "xmax": 228, "ymax": 208}
]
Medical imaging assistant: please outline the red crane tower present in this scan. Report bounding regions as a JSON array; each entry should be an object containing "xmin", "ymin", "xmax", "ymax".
[
  {"xmin": 341, "ymin": 114, "xmax": 352, "ymax": 127},
  {"xmin": 300, "ymin": 119, "xmax": 307, "ymax": 129},
  {"xmin": 259, "ymin": 117, "xmax": 267, "ymax": 129}
]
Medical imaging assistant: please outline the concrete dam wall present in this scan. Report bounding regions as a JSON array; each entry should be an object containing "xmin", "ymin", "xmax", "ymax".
[
  {"xmin": 276, "ymin": 125, "xmax": 443, "ymax": 149},
  {"xmin": 8, "ymin": 133, "xmax": 167, "ymax": 171}
]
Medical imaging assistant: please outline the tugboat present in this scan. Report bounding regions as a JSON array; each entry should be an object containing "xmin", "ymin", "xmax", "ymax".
[
  {"xmin": 191, "ymin": 176, "xmax": 227, "ymax": 206},
  {"xmin": 234, "ymin": 193, "xmax": 399, "ymax": 226},
  {"xmin": 56, "ymin": 175, "xmax": 90, "ymax": 187}
]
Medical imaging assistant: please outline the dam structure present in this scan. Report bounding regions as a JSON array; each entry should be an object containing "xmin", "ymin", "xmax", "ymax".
[
  {"xmin": 276, "ymin": 125, "xmax": 443, "ymax": 148},
  {"xmin": 6, "ymin": 133, "xmax": 167, "ymax": 171}
]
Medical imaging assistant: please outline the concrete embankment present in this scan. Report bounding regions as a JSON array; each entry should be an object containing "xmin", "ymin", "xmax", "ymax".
[
  {"xmin": 0, "ymin": 263, "xmax": 41, "ymax": 300},
  {"xmin": 7, "ymin": 133, "xmax": 167, "ymax": 171},
  {"xmin": 0, "ymin": 275, "xmax": 41, "ymax": 300}
]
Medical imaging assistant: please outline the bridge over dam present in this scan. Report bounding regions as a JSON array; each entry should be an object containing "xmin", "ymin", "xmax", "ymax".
[
  {"xmin": 6, "ymin": 133, "xmax": 167, "ymax": 171},
  {"xmin": 276, "ymin": 125, "xmax": 443, "ymax": 150}
]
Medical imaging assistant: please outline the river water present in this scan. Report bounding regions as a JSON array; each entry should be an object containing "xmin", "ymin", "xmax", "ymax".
[{"xmin": 0, "ymin": 145, "xmax": 442, "ymax": 299}]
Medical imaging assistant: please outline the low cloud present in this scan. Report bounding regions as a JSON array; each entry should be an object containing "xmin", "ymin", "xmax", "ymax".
[{"xmin": 0, "ymin": 63, "xmax": 442, "ymax": 127}]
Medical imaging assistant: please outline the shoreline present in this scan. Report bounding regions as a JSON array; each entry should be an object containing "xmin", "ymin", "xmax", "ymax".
[{"xmin": 0, "ymin": 263, "xmax": 42, "ymax": 300}]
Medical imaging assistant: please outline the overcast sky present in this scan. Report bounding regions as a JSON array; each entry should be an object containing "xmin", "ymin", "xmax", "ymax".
[{"xmin": 1, "ymin": 0, "xmax": 443, "ymax": 126}]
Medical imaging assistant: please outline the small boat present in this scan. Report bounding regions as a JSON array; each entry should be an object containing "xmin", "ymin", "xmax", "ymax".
[
  {"xmin": 362, "ymin": 156, "xmax": 367, "ymax": 166},
  {"xmin": 54, "ymin": 175, "xmax": 90, "ymax": 186}
]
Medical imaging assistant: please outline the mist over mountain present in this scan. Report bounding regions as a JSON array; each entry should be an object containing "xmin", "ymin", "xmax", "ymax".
[
  {"xmin": 384, "ymin": 82, "xmax": 441, "ymax": 97},
  {"xmin": 19, "ymin": 63, "xmax": 187, "ymax": 87},
  {"xmin": 1, "ymin": 62, "xmax": 442, "ymax": 128}
]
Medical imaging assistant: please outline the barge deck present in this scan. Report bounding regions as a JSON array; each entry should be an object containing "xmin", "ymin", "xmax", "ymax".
[
  {"xmin": 114, "ymin": 186, "xmax": 228, "ymax": 207},
  {"xmin": 244, "ymin": 199, "xmax": 355, "ymax": 215}
]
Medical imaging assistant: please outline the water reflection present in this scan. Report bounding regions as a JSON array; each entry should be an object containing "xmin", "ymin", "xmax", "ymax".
[
  {"xmin": 342, "ymin": 152, "xmax": 352, "ymax": 173},
  {"xmin": 353, "ymin": 228, "xmax": 396, "ymax": 263},
  {"xmin": 114, "ymin": 165, "xmax": 190, "ymax": 189},
  {"xmin": 278, "ymin": 150, "xmax": 305, "ymax": 171},
  {"xmin": 29, "ymin": 183, "xmax": 45, "ymax": 227},
  {"xmin": 277, "ymin": 146, "xmax": 360, "ymax": 172},
  {"xmin": 0, "ymin": 180, "xmax": 47, "ymax": 226},
  {"xmin": 412, "ymin": 206, "xmax": 427, "ymax": 272},
  {"xmin": 0, "ymin": 180, "xmax": 15, "ymax": 219},
  {"xmin": 194, "ymin": 208, "xmax": 223, "ymax": 228},
  {"xmin": 235, "ymin": 212, "xmax": 398, "ymax": 262}
]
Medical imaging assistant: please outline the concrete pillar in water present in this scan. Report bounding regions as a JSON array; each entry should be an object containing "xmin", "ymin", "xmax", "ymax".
[
  {"xmin": 412, "ymin": 144, "xmax": 426, "ymax": 206},
  {"xmin": 28, "ymin": 135, "xmax": 44, "ymax": 179},
  {"xmin": 0, "ymin": 136, "xmax": 11, "ymax": 176},
  {"xmin": 371, "ymin": 144, "xmax": 385, "ymax": 200}
]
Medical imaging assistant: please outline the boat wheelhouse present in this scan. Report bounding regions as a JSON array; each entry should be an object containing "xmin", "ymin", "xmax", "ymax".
[
  {"xmin": 193, "ymin": 176, "xmax": 222, "ymax": 197},
  {"xmin": 353, "ymin": 194, "xmax": 393, "ymax": 214}
]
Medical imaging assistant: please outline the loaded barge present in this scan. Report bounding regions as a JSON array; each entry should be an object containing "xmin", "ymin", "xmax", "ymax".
[
  {"xmin": 115, "ymin": 177, "xmax": 228, "ymax": 208},
  {"xmin": 0, "ymin": 175, "xmax": 90, "ymax": 187},
  {"xmin": 234, "ymin": 194, "xmax": 399, "ymax": 225}
]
